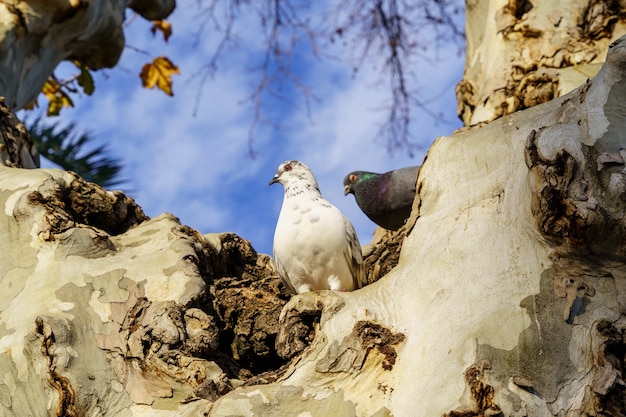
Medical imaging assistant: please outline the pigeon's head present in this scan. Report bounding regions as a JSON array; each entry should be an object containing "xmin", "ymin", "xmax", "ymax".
[
  {"xmin": 343, "ymin": 171, "xmax": 376, "ymax": 196},
  {"xmin": 269, "ymin": 160, "xmax": 318, "ymax": 187}
]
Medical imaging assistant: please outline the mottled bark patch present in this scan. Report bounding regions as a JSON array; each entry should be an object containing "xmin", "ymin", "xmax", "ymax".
[
  {"xmin": 590, "ymin": 319, "xmax": 626, "ymax": 414},
  {"xmin": 525, "ymin": 127, "xmax": 626, "ymax": 255},
  {"xmin": 526, "ymin": 124, "xmax": 626, "ymax": 328},
  {"xmin": 315, "ymin": 319, "xmax": 405, "ymax": 374},
  {"xmin": 0, "ymin": 97, "xmax": 38, "ymax": 168},
  {"xmin": 96, "ymin": 229, "xmax": 293, "ymax": 404},
  {"xmin": 275, "ymin": 300, "xmax": 321, "ymax": 361},
  {"xmin": 26, "ymin": 172, "xmax": 148, "ymax": 240},
  {"xmin": 363, "ymin": 226, "xmax": 408, "ymax": 284},
  {"xmin": 579, "ymin": 0, "xmax": 626, "ymax": 40},
  {"xmin": 275, "ymin": 291, "xmax": 346, "ymax": 362},
  {"xmin": 552, "ymin": 252, "xmax": 599, "ymax": 323},
  {"xmin": 99, "ymin": 293, "xmax": 235, "ymax": 405},
  {"xmin": 203, "ymin": 233, "xmax": 291, "ymax": 373},
  {"xmin": 34, "ymin": 317, "xmax": 78, "ymax": 417},
  {"xmin": 354, "ymin": 321, "xmax": 405, "ymax": 371},
  {"xmin": 444, "ymin": 361, "xmax": 503, "ymax": 417},
  {"xmin": 62, "ymin": 174, "xmax": 148, "ymax": 235}
]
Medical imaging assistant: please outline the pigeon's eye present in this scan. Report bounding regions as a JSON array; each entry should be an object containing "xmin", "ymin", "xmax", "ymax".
[
  {"xmin": 349, "ymin": 174, "xmax": 357, "ymax": 183},
  {"xmin": 285, "ymin": 164, "xmax": 292, "ymax": 171}
]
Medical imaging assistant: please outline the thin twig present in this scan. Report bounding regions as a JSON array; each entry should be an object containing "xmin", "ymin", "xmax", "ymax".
[{"xmin": 188, "ymin": 0, "xmax": 465, "ymax": 155}]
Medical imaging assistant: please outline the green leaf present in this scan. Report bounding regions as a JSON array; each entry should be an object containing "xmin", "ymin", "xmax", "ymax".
[{"xmin": 74, "ymin": 61, "xmax": 95, "ymax": 96}]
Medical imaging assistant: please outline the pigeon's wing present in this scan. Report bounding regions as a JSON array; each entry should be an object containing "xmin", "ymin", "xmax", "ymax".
[
  {"xmin": 388, "ymin": 166, "xmax": 420, "ymax": 209},
  {"xmin": 343, "ymin": 216, "xmax": 366, "ymax": 289},
  {"xmin": 272, "ymin": 253, "xmax": 297, "ymax": 294}
]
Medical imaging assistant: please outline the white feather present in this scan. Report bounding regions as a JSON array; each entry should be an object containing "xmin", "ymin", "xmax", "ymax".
[{"xmin": 270, "ymin": 160, "xmax": 365, "ymax": 294}]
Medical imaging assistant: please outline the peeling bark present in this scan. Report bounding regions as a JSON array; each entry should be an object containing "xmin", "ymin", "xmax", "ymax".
[
  {"xmin": 363, "ymin": 227, "xmax": 409, "ymax": 284},
  {"xmin": 524, "ymin": 125, "xmax": 626, "ymax": 257},
  {"xmin": 458, "ymin": 0, "xmax": 626, "ymax": 127},
  {"xmin": 275, "ymin": 293, "xmax": 325, "ymax": 361},
  {"xmin": 209, "ymin": 34, "xmax": 626, "ymax": 417},
  {"xmin": 207, "ymin": 232, "xmax": 291, "ymax": 374},
  {"xmin": 25, "ymin": 170, "xmax": 149, "ymax": 240},
  {"xmin": 3, "ymin": 1, "xmax": 626, "ymax": 416},
  {"xmin": 0, "ymin": 97, "xmax": 39, "ymax": 168},
  {"xmin": 444, "ymin": 361, "xmax": 503, "ymax": 417},
  {"xmin": 34, "ymin": 317, "xmax": 79, "ymax": 417},
  {"xmin": 0, "ymin": 162, "xmax": 292, "ymax": 415}
]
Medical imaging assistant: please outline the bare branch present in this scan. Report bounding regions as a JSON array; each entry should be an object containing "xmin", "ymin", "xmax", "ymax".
[
  {"xmin": 189, "ymin": 0, "xmax": 465, "ymax": 155},
  {"xmin": 331, "ymin": 0, "xmax": 464, "ymax": 152},
  {"xmin": 190, "ymin": 0, "xmax": 241, "ymax": 117}
]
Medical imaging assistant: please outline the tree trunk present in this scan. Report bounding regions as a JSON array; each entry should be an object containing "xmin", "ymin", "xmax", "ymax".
[
  {"xmin": 1, "ymin": 1, "xmax": 626, "ymax": 417},
  {"xmin": 457, "ymin": 0, "xmax": 626, "ymax": 127},
  {"xmin": 210, "ymin": 36, "xmax": 626, "ymax": 416},
  {"xmin": 0, "ymin": 97, "xmax": 38, "ymax": 168},
  {"xmin": 0, "ymin": 0, "xmax": 174, "ymax": 111}
]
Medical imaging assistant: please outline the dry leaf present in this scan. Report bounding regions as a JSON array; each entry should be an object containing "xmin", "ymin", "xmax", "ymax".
[
  {"xmin": 150, "ymin": 20, "xmax": 172, "ymax": 43},
  {"xmin": 42, "ymin": 79, "xmax": 74, "ymax": 116},
  {"xmin": 140, "ymin": 56, "xmax": 180, "ymax": 96}
]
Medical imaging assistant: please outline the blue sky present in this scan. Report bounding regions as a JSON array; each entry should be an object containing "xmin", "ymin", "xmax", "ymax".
[{"xmin": 28, "ymin": 2, "xmax": 465, "ymax": 255}]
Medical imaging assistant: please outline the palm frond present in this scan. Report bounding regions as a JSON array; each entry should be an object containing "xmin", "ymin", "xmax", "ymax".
[{"xmin": 26, "ymin": 117, "xmax": 126, "ymax": 188}]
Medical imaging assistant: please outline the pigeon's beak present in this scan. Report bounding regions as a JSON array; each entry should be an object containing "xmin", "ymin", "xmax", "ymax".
[
  {"xmin": 343, "ymin": 184, "xmax": 351, "ymax": 196},
  {"xmin": 269, "ymin": 175, "xmax": 279, "ymax": 186}
]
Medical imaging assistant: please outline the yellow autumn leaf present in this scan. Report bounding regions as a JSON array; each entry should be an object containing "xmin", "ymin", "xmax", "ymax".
[
  {"xmin": 140, "ymin": 56, "xmax": 179, "ymax": 96},
  {"xmin": 151, "ymin": 20, "xmax": 172, "ymax": 42},
  {"xmin": 41, "ymin": 79, "xmax": 60, "ymax": 101},
  {"xmin": 42, "ymin": 79, "xmax": 74, "ymax": 116}
]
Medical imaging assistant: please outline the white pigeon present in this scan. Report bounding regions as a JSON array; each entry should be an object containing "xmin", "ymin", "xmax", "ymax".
[{"xmin": 269, "ymin": 160, "xmax": 366, "ymax": 294}]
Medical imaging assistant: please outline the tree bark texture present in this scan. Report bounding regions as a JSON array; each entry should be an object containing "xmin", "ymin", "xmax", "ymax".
[
  {"xmin": 457, "ymin": 0, "xmax": 626, "ymax": 127},
  {"xmin": 0, "ymin": 97, "xmax": 38, "ymax": 168},
  {"xmin": 1, "ymin": 1, "xmax": 626, "ymax": 416},
  {"xmin": 210, "ymin": 35, "xmax": 626, "ymax": 417},
  {"xmin": 0, "ymin": 33, "xmax": 625, "ymax": 417},
  {"xmin": 0, "ymin": 0, "xmax": 175, "ymax": 111},
  {"xmin": 0, "ymin": 163, "xmax": 297, "ymax": 416}
]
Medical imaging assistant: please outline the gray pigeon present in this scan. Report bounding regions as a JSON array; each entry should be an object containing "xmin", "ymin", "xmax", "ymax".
[
  {"xmin": 343, "ymin": 166, "xmax": 419, "ymax": 231},
  {"xmin": 270, "ymin": 160, "xmax": 366, "ymax": 294}
]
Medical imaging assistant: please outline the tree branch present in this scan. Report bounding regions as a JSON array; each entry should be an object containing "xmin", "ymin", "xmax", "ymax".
[{"xmin": 189, "ymin": 0, "xmax": 465, "ymax": 155}]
